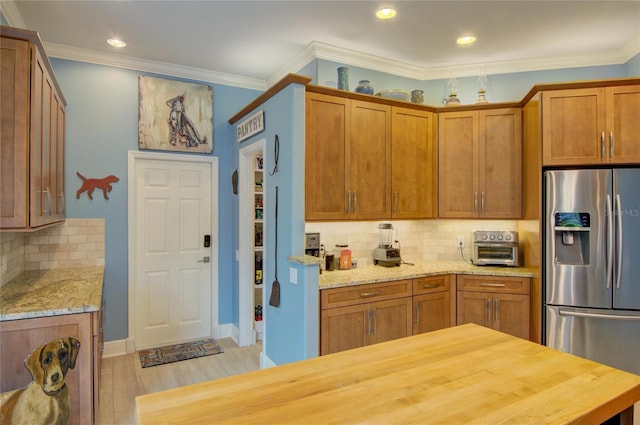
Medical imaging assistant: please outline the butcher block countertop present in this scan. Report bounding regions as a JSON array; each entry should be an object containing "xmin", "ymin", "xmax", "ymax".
[
  {"xmin": 0, "ymin": 267, "xmax": 104, "ymax": 321},
  {"xmin": 319, "ymin": 260, "xmax": 535, "ymax": 289},
  {"xmin": 135, "ymin": 324, "xmax": 640, "ymax": 425}
]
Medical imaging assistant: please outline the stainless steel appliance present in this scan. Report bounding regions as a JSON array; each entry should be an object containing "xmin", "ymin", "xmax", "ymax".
[
  {"xmin": 305, "ymin": 232, "xmax": 320, "ymax": 257},
  {"xmin": 373, "ymin": 223, "xmax": 400, "ymax": 267},
  {"xmin": 545, "ymin": 169, "xmax": 640, "ymax": 375},
  {"xmin": 472, "ymin": 230, "xmax": 519, "ymax": 267}
]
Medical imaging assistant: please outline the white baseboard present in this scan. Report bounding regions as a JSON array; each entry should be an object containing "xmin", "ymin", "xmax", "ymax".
[
  {"xmin": 261, "ymin": 352, "xmax": 277, "ymax": 369},
  {"xmin": 103, "ymin": 323, "xmax": 239, "ymax": 358},
  {"xmin": 102, "ymin": 339, "xmax": 128, "ymax": 358}
]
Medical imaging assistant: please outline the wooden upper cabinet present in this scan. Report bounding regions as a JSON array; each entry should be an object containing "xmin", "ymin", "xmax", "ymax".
[
  {"xmin": 391, "ymin": 107, "xmax": 436, "ymax": 219},
  {"xmin": 1, "ymin": 29, "xmax": 66, "ymax": 230},
  {"xmin": 479, "ymin": 108, "xmax": 522, "ymax": 218},
  {"xmin": 439, "ymin": 108, "xmax": 522, "ymax": 218},
  {"xmin": 438, "ymin": 111, "xmax": 477, "ymax": 218},
  {"xmin": 541, "ymin": 85, "xmax": 640, "ymax": 166},
  {"xmin": 305, "ymin": 92, "xmax": 349, "ymax": 220},
  {"xmin": 1, "ymin": 37, "xmax": 30, "ymax": 228},
  {"xmin": 305, "ymin": 93, "xmax": 391, "ymax": 220},
  {"xmin": 349, "ymin": 100, "xmax": 391, "ymax": 219},
  {"xmin": 606, "ymin": 85, "xmax": 640, "ymax": 164}
]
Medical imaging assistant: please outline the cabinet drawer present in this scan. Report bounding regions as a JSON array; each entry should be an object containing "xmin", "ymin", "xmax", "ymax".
[
  {"xmin": 321, "ymin": 279, "xmax": 412, "ymax": 309},
  {"xmin": 457, "ymin": 275, "xmax": 530, "ymax": 294},
  {"xmin": 413, "ymin": 275, "xmax": 449, "ymax": 295}
]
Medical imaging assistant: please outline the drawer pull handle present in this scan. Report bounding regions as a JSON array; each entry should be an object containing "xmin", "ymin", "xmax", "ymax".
[
  {"xmin": 480, "ymin": 283, "xmax": 506, "ymax": 287},
  {"xmin": 360, "ymin": 291, "xmax": 381, "ymax": 298},
  {"xmin": 423, "ymin": 283, "xmax": 442, "ymax": 289}
]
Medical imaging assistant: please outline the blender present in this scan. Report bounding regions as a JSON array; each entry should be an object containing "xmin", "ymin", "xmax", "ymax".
[{"xmin": 373, "ymin": 223, "xmax": 401, "ymax": 266}]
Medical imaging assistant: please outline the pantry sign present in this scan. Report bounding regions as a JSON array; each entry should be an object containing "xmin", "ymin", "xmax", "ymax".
[{"xmin": 237, "ymin": 110, "xmax": 264, "ymax": 143}]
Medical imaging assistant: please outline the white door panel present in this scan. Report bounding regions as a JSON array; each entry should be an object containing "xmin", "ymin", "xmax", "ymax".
[{"xmin": 134, "ymin": 158, "xmax": 212, "ymax": 349}]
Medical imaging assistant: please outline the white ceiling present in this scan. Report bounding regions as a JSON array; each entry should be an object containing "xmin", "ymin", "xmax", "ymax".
[{"xmin": 3, "ymin": 1, "xmax": 640, "ymax": 90}]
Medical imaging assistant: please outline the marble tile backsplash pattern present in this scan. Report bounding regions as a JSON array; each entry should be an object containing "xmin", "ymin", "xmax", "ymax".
[
  {"xmin": 0, "ymin": 219, "xmax": 105, "ymax": 287},
  {"xmin": 305, "ymin": 220, "xmax": 518, "ymax": 266}
]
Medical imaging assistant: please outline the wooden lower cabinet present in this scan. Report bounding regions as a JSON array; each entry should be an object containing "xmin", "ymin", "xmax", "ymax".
[
  {"xmin": 320, "ymin": 280, "xmax": 412, "ymax": 355},
  {"xmin": 0, "ymin": 309, "xmax": 103, "ymax": 425},
  {"xmin": 456, "ymin": 275, "xmax": 530, "ymax": 339},
  {"xmin": 321, "ymin": 274, "xmax": 531, "ymax": 354},
  {"xmin": 412, "ymin": 275, "xmax": 452, "ymax": 335}
]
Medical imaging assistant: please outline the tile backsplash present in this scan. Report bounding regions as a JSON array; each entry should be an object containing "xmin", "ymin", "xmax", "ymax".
[
  {"xmin": 305, "ymin": 219, "xmax": 518, "ymax": 265},
  {"xmin": 0, "ymin": 218, "xmax": 105, "ymax": 287}
]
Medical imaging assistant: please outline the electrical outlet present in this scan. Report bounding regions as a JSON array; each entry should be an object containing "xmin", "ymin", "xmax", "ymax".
[
  {"xmin": 456, "ymin": 237, "xmax": 464, "ymax": 248},
  {"xmin": 289, "ymin": 267, "xmax": 298, "ymax": 285}
]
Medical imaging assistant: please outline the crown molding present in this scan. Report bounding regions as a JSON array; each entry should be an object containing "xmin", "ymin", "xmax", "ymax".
[
  {"xmin": 267, "ymin": 42, "xmax": 319, "ymax": 87},
  {"xmin": 0, "ymin": 0, "xmax": 26, "ymax": 28},
  {"xmin": 294, "ymin": 40, "xmax": 640, "ymax": 81},
  {"xmin": 43, "ymin": 42, "xmax": 268, "ymax": 91}
]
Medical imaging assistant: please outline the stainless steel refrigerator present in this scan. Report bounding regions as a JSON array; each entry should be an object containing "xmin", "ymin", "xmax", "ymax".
[{"xmin": 545, "ymin": 168, "xmax": 640, "ymax": 375}]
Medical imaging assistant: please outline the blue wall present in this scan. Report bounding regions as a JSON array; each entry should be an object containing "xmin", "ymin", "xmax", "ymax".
[
  {"xmin": 50, "ymin": 58, "xmax": 261, "ymax": 342},
  {"xmin": 317, "ymin": 60, "xmax": 629, "ymax": 105},
  {"xmin": 42, "ymin": 48, "xmax": 640, "ymax": 350},
  {"xmin": 233, "ymin": 83, "xmax": 316, "ymax": 364}
]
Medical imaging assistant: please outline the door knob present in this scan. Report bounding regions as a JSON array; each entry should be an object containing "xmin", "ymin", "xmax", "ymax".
[{"xmin": 198, "ymin": 256, "xmax": 210, "ymax": 263}]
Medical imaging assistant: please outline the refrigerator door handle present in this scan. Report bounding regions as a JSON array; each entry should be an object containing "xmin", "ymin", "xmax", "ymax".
[
  {"xmin": 559, "ymin": 309, "xmax": 640, "ymax": 321},
  {"xmin": 606, "ymin": 194, "xmax": 613, "ymax": 289},
  {"xmin": 615, "ymin": 193, "xmax": 623, "ymax": 289}
]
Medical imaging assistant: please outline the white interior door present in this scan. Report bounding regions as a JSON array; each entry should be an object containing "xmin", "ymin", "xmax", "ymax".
[{"xmin": 131, "ymin": 154, "xmax": 213, "ymax": 349}]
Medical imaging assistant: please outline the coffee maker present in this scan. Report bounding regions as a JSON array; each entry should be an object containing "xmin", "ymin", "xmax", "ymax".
[
  {"xmin": 373, "ymin": 223, "xmax": 401, "ymax": 266},
  {"xmin": 305, "ymin": 232, "xmax": 321, "ymax": 257}
]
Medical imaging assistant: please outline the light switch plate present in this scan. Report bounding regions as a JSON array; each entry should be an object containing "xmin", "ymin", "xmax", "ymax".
[{"xmin": 289, "ymin": 267, "xmax": 297, "ymax": 284}]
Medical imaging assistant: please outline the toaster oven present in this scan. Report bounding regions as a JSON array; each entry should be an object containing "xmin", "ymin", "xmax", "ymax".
[{"xmin": 472, "ymin": 230, "xmax": 519, "ymax": 267}]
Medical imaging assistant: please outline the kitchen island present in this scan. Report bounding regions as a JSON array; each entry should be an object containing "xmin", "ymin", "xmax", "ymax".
[{"xmin": 135, "ymin": 323, "xmax": 640, "ymax": 424}]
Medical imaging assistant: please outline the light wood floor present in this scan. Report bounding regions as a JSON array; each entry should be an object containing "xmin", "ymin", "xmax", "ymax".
[
  {"xmin": 98, "ymin": 338, "xmax": 262, "ymax": 425},
  {"xmin": 99, "ymin": 338, "xmax": 640, "ymax": 425}
]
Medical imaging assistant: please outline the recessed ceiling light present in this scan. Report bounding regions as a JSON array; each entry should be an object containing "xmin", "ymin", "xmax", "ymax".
[
  {"xmin": 456, "ymin": 35, "xmax": 476, "ymax": 45},
  {"xmin": 376, "ymin": 7, "xmax": 397, "ymax": 19},
  {"xmin": 107, "ymin": 38, "xmax": 126, "ymax": 48}
]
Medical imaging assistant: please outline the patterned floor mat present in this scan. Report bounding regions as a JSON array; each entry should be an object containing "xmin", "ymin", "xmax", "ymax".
[{"xmin": 138, "ymin": 338, "xmax": 223, "ymax": 368}]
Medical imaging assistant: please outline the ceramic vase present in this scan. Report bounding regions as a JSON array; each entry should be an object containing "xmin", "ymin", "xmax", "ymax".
[
  {"xmin": 337, "ymin": 67, "xmax": 349, "ymax": 91},
  {"xmin": 411, "ymin": 89, "xmax": 424, "ymax": 104},
  {"xmin": 355, "ymin": 80, "xmax": 374, "ymax": 95}
]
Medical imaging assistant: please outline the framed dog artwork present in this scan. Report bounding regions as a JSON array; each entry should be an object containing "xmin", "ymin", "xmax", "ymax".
[{"xmin": 138, "ymin": 76, "xmax": 213, "ymax": 154}]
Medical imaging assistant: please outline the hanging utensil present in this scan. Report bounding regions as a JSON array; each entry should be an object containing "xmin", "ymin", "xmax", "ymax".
[
  {"xmin": 269, "ymin": 186, "xmax": 280, "ymax": 307},
  {"xmin": 269, "ymin": 134, "xmax": 279, "ymax": 175}
]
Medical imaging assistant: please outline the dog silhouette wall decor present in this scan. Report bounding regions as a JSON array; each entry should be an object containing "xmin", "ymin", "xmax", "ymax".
[
  {"xmin": 138, "ymin": 75, "xmax": 213, "ymax": 153},
  {"xmin": 76, "ymin": 172, "xmax": 119, "ymax": 200},
  {"xmin": 0, "ymin": 337, "xmax": 80, "ymax": 425}
]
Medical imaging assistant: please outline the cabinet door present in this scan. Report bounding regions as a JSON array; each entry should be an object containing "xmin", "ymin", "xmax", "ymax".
[
  {"xmin": 438, "ymin": 111, "xmax": 478, "ymax": 217},
  {"xmin": 457, "ymin": 291, "xmax": 492, "ymax": 328},
  {"xmin": 368, "ymin": 297, "xmax": 412, "ymax": 345},
  {"xmin": 478, "ymin": 108, "xmax": 522, "ymax": 218},
  {"xmin": 320, "ymin": 303, "xmax": 367, "ymax": 355},
  {"xmin": 349, "ymin": 100, "xmax": 391, "ymax": 219},
  {"xmin": 52, "ymin": 94, "xmax": 66, "ymax": 220},
  {"xmin": 30, "ymin": 46, "xmax": 55, "ymax": 227},
  {"xmin": 391, "ymin": 107, "xmax": 436, "ymax": 219},
  {"xmin": 0, "ymin": 37, "xmax": 30, "ymax": 228},
  {"xmin": 493, "ymin": 293, "xmax": 530, "ymax": 339},
  {"xmin": 0, "ymin": 314, "xmax": 94, "ymax": 425},
  {"xmin": 606, "ymin": 85, "xmax": 640, "ymax": 164},
  {"xmin": 413, "ymin": 291, "xmax": 450, "ymax": 335},
  {"xmin": 305, "ymin": 92, "xmax": 349, "ymax": 220},
  {"xmin": 542, "ymin": 88, "xmax": 607, "ymax": 166}
]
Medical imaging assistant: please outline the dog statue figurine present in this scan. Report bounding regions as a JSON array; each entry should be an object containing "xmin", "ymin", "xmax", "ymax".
[
  {"xmin": 0, "ymin": 337, "xmax": 80, "ymax": 425},
  {"xmin": 76, "ymin": 172, "xmax": 119, "ymax": 200}
]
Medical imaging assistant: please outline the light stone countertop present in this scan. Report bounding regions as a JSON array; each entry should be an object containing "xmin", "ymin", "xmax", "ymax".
[
  {"xmin": 319, "ymin": 261, "xmax": 535, "ymax": 289},
  {"xmin": 0, "ymin": 267, "xmax": 104, "ymax": 321}
]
